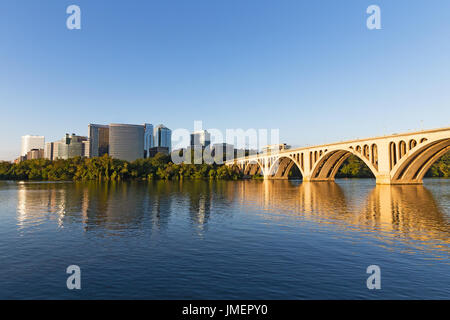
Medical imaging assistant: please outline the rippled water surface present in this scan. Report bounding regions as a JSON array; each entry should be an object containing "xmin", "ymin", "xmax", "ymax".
[{"xmin": 0, "ymin": 179, "xmax": 449, "ymax": 299}]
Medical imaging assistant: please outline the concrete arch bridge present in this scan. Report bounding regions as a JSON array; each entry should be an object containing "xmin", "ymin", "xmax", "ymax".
[{"xmin": 225, "ymin": 127, "xmax": 450, "ymax": 185}]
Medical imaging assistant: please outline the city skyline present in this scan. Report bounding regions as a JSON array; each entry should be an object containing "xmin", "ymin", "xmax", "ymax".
[
  {"xmin": 18, "ymin": 121, "xmax": 175, "ymax": 162},
  {"xmin": 1, "ymin": 0, "xmax": 450, "ymax": 161}
]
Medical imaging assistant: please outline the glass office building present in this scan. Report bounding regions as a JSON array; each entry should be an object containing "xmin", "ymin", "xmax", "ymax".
[
  {"xmin": 88, "ymin": 124, "xmax": 109, "ymax": 158},
  {"xmin": 109, "ymin": 124, "xmax": 144, "ymax": 162},
  {"xmin": 144, "ymin": 123, "xmax": 154, "ymax": 158},
  {"xmin": 153, "ymin": 124, "xmax": 172, "ymax": 152}
]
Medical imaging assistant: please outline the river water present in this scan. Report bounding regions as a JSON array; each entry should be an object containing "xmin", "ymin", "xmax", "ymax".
[{"xmin": 0, "ymin": 179, "xmax": 449, "ymax": 299}]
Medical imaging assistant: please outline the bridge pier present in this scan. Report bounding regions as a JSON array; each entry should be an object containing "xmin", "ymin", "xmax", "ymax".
[
  {"xmin": 264, "ymin": 176, "xmax": 289, "ymax": 180},
  {"xmin": 376, "ymin": 176, "xmax": 423, "ymax": 185},
  {"xmin": 264, "ymin": 175, "xmax": 424, "ymax": 185},
  {"xmin": 302, "ymin": 176, "xmax": 335, "ymax": 183},
  {"xmin": 375, "ymin": 175, "xmax": 393, "ymax": 185}
]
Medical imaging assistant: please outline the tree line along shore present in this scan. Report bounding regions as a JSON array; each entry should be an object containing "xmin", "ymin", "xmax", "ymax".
[{"xmin": 0, "ymin": 152, "xmax": 448, "ymax": 181}]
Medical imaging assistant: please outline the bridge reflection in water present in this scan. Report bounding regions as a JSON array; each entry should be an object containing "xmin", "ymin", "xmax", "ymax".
[
  {"xmin": 231, "ymin": 180, "xmax": 450, "ymax": 253},
  {"xmin": 15, "ymin": 180, "xmax": 449, "ymax": 254}
]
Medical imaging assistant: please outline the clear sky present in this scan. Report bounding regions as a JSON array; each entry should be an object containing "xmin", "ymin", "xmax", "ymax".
[{"xmin": 1, "ymin": 0, "xmax": 449, "ymax": 160}]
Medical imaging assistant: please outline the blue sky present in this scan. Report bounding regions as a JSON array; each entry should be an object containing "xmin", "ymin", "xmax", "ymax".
[{"xmin": 0, "ymin": 0, "xmax": 449, "ymax": 160}]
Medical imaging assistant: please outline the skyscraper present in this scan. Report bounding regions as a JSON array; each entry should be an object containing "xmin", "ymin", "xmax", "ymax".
[
  {"xmin": 51, "ymin": 141, "xmax": 62, "ymax": 160},
  {"xmin": 109, "ymin": 124, "xmax": 144, "ymax": 162},
  {"xmin": 144, "ymin": 123, "xmax": 154, "ymax": 158},
  {"xmin": 88, "ymin": 124, "xmax": 109, "ymax": 158},
  {"xmin": 44, "ymin": 142, "xmax": 54, "ymax": 160},
  {"xmin": 153, "ymin": 124, "xmax": 172, "ymax": 151},
  {"xmin": 21, "ymin": 135, "xmax": 45, "ymax": 156},
  {"xmin": 82, "ymin": 140, "xmax": 90, "ymax": 158},
  {"xmin": 211, "ymin": 143, "xmax": 235, "ymax": 163},
  {"xmin": 190, "ymin": 130, "xmax": 211, "ymax": 148},
  {"xmin": 56, "ymin": 134, "xmax": 88, "ymax": 159}
]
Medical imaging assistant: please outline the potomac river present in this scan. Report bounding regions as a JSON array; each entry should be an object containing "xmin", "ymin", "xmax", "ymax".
[{"xmin": 0, "ymin": 179, "xmax": 449, "ymax": 299}]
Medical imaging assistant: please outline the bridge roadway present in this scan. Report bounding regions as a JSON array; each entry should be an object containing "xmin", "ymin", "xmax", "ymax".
[{"xmin": 225, "ymin": 127, "xmax": 450, "ymax": 185}]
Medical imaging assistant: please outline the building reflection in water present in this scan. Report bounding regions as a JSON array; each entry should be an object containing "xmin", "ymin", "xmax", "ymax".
[
  {"xmin": 17, "ymin": 182, "xmax": 71, "ymax": 229},
  {"xmin": 16, "ymin": 180, "xmax": 450, "ymax": 252},
  {"xmin": 182, "ymin": 181, "xmax": 212, "ymax": 235},
  {"xmin": 181, "ymin": 181, "xmax": 238, "ymax": 235},
  {"xmin": 16, "ymin": 181, "xmax": 174, "ymax": 235}
]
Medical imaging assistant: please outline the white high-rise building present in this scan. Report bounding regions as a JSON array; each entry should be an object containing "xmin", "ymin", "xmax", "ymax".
[
  {"xmin": 153, "ymin": 124, "xmax": 172, "ymax": 151},
  {"xmin": 21, "ymin": 135, "xmax": 45, "ymax": 156}
]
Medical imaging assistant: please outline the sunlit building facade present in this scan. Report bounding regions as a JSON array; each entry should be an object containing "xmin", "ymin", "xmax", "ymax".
[
  {"xmin": 26, "ymin": 148, "xmax": 44, "ymax": 160},
  {"xmin": 56, "ymin": 134, "xmax": 88, "ymax": 160},
  {"xmin": 44, "ymin": 142, "xmax": 54, "ymax": 160}
]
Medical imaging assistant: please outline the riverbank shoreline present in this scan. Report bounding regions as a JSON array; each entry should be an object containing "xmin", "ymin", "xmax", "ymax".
[{"xmin": 1, "ymin": 153, "xmax": 448, "ymax": 181}]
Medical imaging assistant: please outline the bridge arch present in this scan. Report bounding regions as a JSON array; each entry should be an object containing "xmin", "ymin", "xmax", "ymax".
[
  {"xmin": 371, "ymin": 144, "xmax": 378, "ymax": 169},
  {"xmin": 267, "ymin": 155, "xmax": 304, "ymax": 179},
  {"xmin": 391, "ymin": 138, "xmax": 450, "ymax": 184},
  {"xmin": 241, "ymin": 159, "xmax": 265, "ymax": 176},
  {"xmin": 409, "ymin": 139, "xmax": 417, "ymax": 150},
  {"xmin": 309, "ymin": 147, "xmax": 379, "ymax": 181}
]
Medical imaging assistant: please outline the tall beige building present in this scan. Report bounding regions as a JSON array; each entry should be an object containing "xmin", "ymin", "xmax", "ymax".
[
  {"xmin": 44, "ymin": 142, "xmax": 55, "ymax": 160},
  {"xmin": 26, "ymin": 149, "xmax": 44, "ymax": 160}
]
